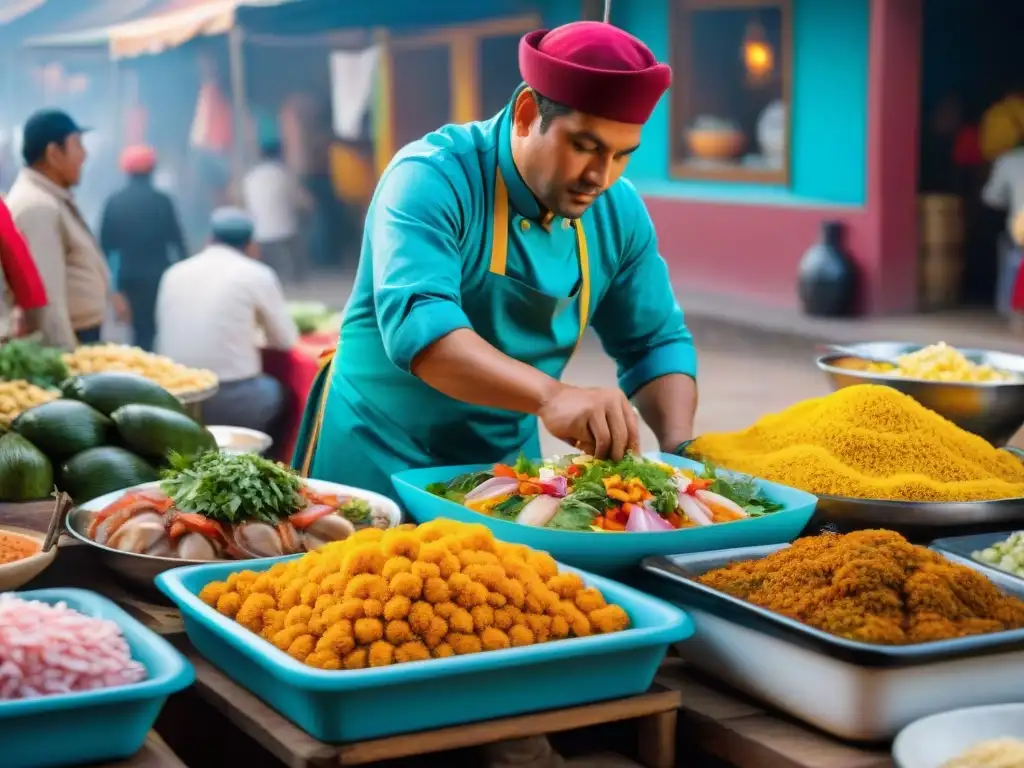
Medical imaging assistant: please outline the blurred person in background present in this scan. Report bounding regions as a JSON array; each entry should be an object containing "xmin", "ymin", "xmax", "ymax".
[
  {"xmin": 99, "ymin": 145, "xmax": 188, "ymax": 351},
  {"xmin": 980, "ymin": 80, "xmax": 1024, "ymax": 162},
  {"xmin": 6, "ymin": 109, "xmax": 129, "ymax": 349},
  {"xmin": 155, "ymin": 207, "xmax": 298, "ymax": 434},
  {"xmin": 242, "ymin": 138, "xmax": 311, "ymax": 283},
  {"xmin": 0, "ymin": 195, "xmax": 48, "ymax": 340}
]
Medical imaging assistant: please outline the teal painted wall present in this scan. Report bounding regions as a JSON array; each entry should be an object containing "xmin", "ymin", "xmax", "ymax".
[{"xmin": 541, "ymin": 0, "xmax": 870, "ymax": 206}]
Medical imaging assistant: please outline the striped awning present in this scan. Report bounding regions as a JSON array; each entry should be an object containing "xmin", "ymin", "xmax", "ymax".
[
  {"xmin": 0, "ymin": 0, "xmax": 47, "ymax": 27},
  {"xmin": 23, "ymin": 0, "xmax": 296, "ymax": 58}
]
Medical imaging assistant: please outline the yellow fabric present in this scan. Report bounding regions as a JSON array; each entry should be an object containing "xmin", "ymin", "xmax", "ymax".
[
  {"xmin": 980, "ymin": 97, "xmax": 1024, "ymax": 161},
  {"xmin": 329, "ymin": 144, "xmax": 375, "ymax": 208}
]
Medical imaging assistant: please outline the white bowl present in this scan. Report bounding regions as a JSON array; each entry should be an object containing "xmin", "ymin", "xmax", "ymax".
[
  {"xmin": 893, "ymin": 703, "xmax": 1024, "ymax": 767},
  {"xmin": 207, "ymin": 425, "xmax": 274, "ymax": 455},
  {"xmin": 0, "ymin": 526, "xmax": 56, "ymax": 591}
]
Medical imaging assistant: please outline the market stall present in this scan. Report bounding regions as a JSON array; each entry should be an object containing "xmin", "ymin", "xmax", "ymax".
[{"xmin": 6, "ymin": 339, "xmax": 1024, "ymax": 768}]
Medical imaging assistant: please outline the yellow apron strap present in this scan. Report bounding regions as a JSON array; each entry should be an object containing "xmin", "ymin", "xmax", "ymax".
[
  {"xmin": 298, "ymin": 350, "xmax": 336, "ymax": 478},
  {"xmin": 574, "ymin": 221, "xmax": 590, "ymax": 350},
  {"xmin": 489, "ymin": 170, "xmax": 509, "ymax": 276},
  {"xmin": 489, "ymin": 167, "xmax": 590, "ymax": 348}
]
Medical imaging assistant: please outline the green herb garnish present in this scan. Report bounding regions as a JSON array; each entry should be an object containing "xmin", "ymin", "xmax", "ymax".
[
  {"xmin": 340, "ymin": 497, "xmax": 371, "ymax": 523},
  {"xmin": 160, "ymin": 450, "xmax": 303, "ymax": 524},
  {"xmin": 426, "ymin": 469, "xmax": 493, "ymax": 503},
  {"xmin": 697, "ymin": 462, "xmax": 783, "ymax": 517},
  {"xmin": 547, "ymin": 496, "xmax": 600, "ymax": 530},
  {"xmin": 491, "ymin": 495, "xmax": 529, "ymax": 521},
  {"xmin": 513, "ymin": 453, "xmax": 540, "ymax": 477},
  {"xmin": 0, "ymin": 337, "xmax": 68, "ymax": 388}
]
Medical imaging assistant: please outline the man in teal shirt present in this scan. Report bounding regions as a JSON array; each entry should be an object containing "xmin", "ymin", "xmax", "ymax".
[
  {"xmin": 294, "ymin": 19, "xmax": 694, "ymax": 768},
  {"xmin": 296, "ymin": 20, "xmax": 697, "ymax": 506}
]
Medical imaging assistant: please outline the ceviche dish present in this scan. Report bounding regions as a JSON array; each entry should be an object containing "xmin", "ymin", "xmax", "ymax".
[
  {"xmin": 85, "ymin": 451, "xmax": 393, "ymax": 560},
  {"xmin": 427, "ymin": 453, "xmax": 783, "ymax": 533}
]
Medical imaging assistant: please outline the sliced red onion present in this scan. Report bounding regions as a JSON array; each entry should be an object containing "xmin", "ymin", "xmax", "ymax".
[
  {"xmin": 516, "ymin": 495, "xmax": 562, "ymax": 527},
  {"xmin": 625, "ymin": 504, "xmax": 674, "ymax": 533},
  {"xmin": 539, "ymin": 475, "xmax": 568, "ymax": 498},
  {"xmin": 677, "ymin": 493, "xmax": 714, "ymax": 526},
  {"xmin": 464, "ymin": 476, "xmax": 520, "ymax": 503},
  {"xmin": 695, "ymin": 490, "xmax": 748, "ymax": 518}
]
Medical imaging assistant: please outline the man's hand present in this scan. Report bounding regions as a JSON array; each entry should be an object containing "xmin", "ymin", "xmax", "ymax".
[
  {"xmin": 111, "ymin": 292, "xmax": 132, "ymax": 324},
  {"xmin": 538, "ymin": 383, "xmax": 639, "ymax": 460}
]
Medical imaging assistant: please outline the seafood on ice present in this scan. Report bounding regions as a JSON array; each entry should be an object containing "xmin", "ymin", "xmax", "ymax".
[
  {"xmin": 0, "ymin": 595, "xmax": 146, "ymax": 700},
  {"xmin": 86, "ymin": 486, "xmax": 390, "ymax": 561}
]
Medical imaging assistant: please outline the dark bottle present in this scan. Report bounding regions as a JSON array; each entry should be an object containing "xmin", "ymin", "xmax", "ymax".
[{"xmin": 797, "ymin": 220, "xmax": 858, "ymax": 317}]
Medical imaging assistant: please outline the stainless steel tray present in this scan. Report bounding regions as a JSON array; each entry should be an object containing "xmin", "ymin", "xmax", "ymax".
[
  {"xmin": 931, "ymin": 530, "xmax": 1024, "ymax": 587},
  {"xmin": 641, "ymin": 544, "xmax": 1024, "ymax": 741}
]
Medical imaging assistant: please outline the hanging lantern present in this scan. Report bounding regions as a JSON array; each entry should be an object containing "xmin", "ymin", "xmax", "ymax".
[{"xmin": 742, "ymin": 18, "xmax": 775, "ymax": 85}]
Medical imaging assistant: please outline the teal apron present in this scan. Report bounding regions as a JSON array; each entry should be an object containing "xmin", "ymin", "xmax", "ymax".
[{"xmin": 293, "ymin": 167, "xmax": 591, "ymax": 499}]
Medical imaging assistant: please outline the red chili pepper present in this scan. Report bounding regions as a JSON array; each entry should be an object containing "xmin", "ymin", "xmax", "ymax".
[
  {"xmin": 492, "ymin": 464, "xmax": 518, "ymax": 478},
  {"xmin": 289, "ymin": 504, "xmax": 338, "ymax": 530},
  {"xmin": 169, "ymin": 513, "xmax": 222, "ymax": 539},
  {"xmin": 566, "ymin": 464, "xmax": 582, "ymax": 477}
]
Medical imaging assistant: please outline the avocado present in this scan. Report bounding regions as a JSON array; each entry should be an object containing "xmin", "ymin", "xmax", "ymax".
[
  {"xmin": 0, "ymin": 432, "xmax": 54, "ymax": 502},
  {"xmin": 12, "ymin": 399, "xmax": 111, "ymax": 461},
  {"xmin": 61, "ymin": 373, "xmax": 186, "ymax": 416},
  {"xmin": 60, "ymin": 446, "xmax": 158, "ymax": 503},
  {"xmin": 111, "ymin": 404, "xmax": 216, "ymax": 462}
]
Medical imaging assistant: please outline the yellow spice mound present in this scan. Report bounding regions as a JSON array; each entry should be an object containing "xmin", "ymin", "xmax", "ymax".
[
  {"xmin": 199, "ymin": 519, "xmax": 630, "ymax": 669},
  {"xmin": 689, "ymin": 384, "xmax": 1024, "ymax": 502}
]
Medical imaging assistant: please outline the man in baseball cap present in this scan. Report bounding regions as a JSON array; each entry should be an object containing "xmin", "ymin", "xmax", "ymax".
[{"xmin": 6, "ymin": 109, "xmax": 129, "ymax": 349}]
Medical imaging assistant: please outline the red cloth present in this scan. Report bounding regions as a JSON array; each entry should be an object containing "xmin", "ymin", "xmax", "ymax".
[
  {"xmin": 519, "ymin": 21, "xmax": 671, "ymax": 124},
  {"xmin": 120, "ymin": 145, "xmax": 157, "ymax": 174},
  {"xmin": 952, "ymin": 125, "xmax": 983, "ymax": 168},
  {"xmin": 0, "ymin": 197, "xmax": 47, "ymax": 310},
  {"xmin": 262, "ymin": 337, "xmax": 333, "ymax": 463},
  {"xmin": 1011, "ymin": 251, "xmax": 1024, "ymax": 313}
]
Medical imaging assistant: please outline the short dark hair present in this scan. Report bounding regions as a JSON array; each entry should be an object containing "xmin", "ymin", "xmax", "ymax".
[
  {"xmin": 23, "ymin": 136, "xmax": 66, "ymax": 167},
  {"xmin": 532, "ymin": 90, "xmax": 573, "ymax": 133}
]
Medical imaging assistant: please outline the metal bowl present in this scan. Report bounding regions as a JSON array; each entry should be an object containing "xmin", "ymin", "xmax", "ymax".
[
  {"xmin": 815, "ymin": 494, "xmax": 1024, "ymax": 531},
  {"xmin": 893, "ymin": 703, "xmax": 1024, "ymax": 768},
  {"xmin": 64, "ymin": 480, "xmax": 403, "ymax": 596},
  {"xmin": 816, "ymin": 341, "xmax": 1024, "ymax": 445},
  {"xmin": 207, "ymin": 425, "xmax": 273, "ymax": 456}
]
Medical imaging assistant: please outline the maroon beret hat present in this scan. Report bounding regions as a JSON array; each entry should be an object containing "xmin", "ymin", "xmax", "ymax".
[{"xmin": 518, "ymin": 21, "xmax": 672, "ymax": 125}]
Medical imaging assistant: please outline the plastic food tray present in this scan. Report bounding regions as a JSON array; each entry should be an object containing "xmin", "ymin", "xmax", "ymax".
[
  {"xmin": 641, "ymin": 544, "xmax": 1024, "ymax": 742},
  {"xmin": 0, "ymin": 589, "xmax": 194, "ymax": 768},
  {"xmin": 157, "ymin": 557, "xmax": 692, "ymax": 743},
  {"xmin": 930, "ymin": 530, "xmax": 1024, "ymax": 585},
  {"xmin": 391, "ymin": 452, "xmax": 819, "ymax": 574}
]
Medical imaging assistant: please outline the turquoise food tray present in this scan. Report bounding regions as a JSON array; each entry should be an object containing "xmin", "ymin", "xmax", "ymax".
[
  {"xmin": 157, "ymin": 557, "xmax": 692, "ymax": 743},
  {"xmin": 0, "ymin": 589, "xmax": 194, "ymax": 768},
  {"xmin": 391, "ymin": 452, "xmax": 819, "ymax": 573}
]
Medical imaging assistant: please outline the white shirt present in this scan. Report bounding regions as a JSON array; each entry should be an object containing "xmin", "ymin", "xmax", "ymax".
[
  {"xmin": 155, "ymin": 244, "xmax": 299, "ymax": 383},
  {"xmin": 242, "ymin": 161, "xmax": 304, "ymax": 242},
  {"xmin": 983, "ymin": 148, "xmax": 1024, "ymax": 232}
]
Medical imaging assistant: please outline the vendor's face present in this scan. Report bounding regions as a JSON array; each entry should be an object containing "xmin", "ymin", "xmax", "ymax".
[{"xmin": 513, "ymin": 89, "xmax": 642, "ymax": 219}]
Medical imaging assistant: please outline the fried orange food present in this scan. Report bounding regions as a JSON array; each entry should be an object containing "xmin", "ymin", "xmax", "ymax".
[
  {"xmin": 199, "ymin": 519, "xmax": 630, "ymax": 668},
  {"xmin": 698, "ymin": 529, "xmax": 1024, "ymax": 644}
]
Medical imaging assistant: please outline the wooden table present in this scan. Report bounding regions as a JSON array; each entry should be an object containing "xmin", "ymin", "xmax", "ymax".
[
  {"xmin": 656, "ymin": 659, "xmax": 894, "ymax": 768},
  {"xmin": 4, "ymin": 501, "xmax": 900, "ymax": 768}
]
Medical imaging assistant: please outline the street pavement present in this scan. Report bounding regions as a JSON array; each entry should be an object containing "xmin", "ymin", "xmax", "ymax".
[{"xmin": 285, "ymin": 272, "xmax": 831, "ymax": 454}]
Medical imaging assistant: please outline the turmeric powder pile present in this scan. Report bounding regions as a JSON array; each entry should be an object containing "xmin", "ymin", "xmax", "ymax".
[
  {"xmin": 698, "ymin": 529, "xmax": 1024, "ymax": 644},
  {"xmin": 688, "ymin": 384, "xmax": 1024, "ymax": 502},
  {"xmin": 199, "ymin": 519, "xmax": 630, "ymax": 670}
]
